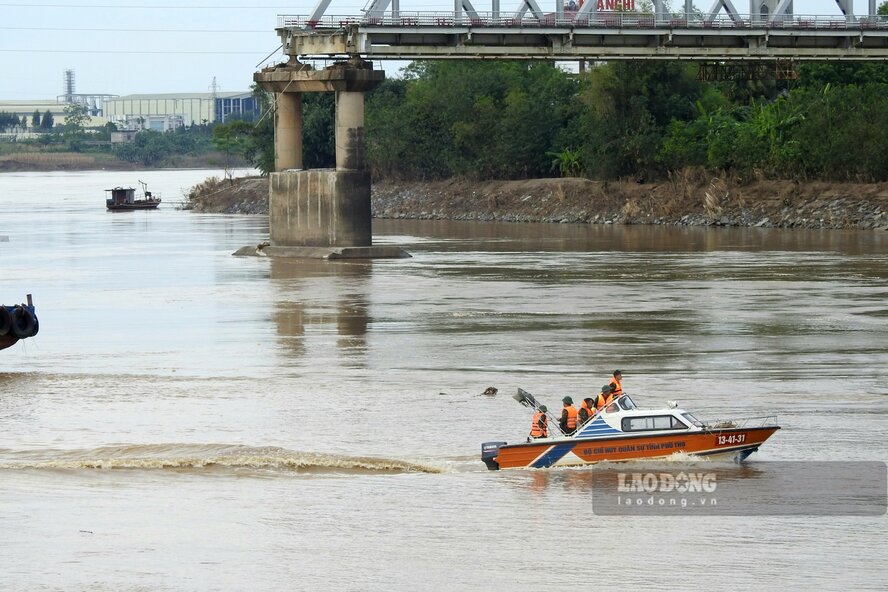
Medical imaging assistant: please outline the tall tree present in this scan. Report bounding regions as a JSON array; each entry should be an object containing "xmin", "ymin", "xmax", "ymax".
[
  {"xmin": 366, "ymin": 61, "xmax": 578, "ymax": 180},
  {"xmin": 62, "ymin": 103, "xmax": 92, "ymax": 150},
  {"xmin": 0, "ymin": 111, "xmax": 18, "ymax": 132},
  {"xmin": 579, "ymin": 61, "xmax": 704, "ymax": 179},
  {"xmin": 40, "ymin": 110, "xmax": 54, "ymax": 129},
  {"xmin": 63, "ymin": 103, "xmax": 91, "ymax": 132},
  {"xmin": 31, "ymin": 109, "xmax": 40, "ymax": 129}
]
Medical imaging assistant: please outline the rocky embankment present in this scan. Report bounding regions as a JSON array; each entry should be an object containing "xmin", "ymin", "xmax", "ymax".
[{"xmin": 184, "ymin": 174, "xmax": 888, "ymax": 231}]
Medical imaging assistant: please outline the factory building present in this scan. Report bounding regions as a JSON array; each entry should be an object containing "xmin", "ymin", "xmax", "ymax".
[{"xmin": 103, "ymin": 92, "xmax": 259, "ymax": 127}]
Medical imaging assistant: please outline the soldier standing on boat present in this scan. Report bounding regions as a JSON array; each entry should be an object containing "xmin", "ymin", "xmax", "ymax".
[
  {"xmin": 529, "ymin": 405, "xmax": 548, "ymax": 439},
  {"xmin": 609, "ymin": 370, "xmax": 623, "ymax": 396},
  {"xmin": 560, "ymin": 396, "xmax": 578, "ymax": 435}
]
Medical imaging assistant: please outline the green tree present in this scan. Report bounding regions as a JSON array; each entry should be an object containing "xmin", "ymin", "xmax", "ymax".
[
  {"xmin": 62, "ymin": 103, "xmax": 92, "ymax": 150},
  {"xmin": 302, "ymin": 93, "xmax": 335, "ymax": 169},
  {"xmin": 212, "ymin": 119, "xmax": 253, "ymax": 181},
  {"xmin": 40, "ymin": 110, "xmax": 54, "ymax": 130},
  {"xmin": 0, "ymin": 111, "xmax": 19, "ymax": 132},
  {"xmin": 63, "ymin": 102, "xmax": 91, "ymax": 130},
  {"xmin": 788, "ymin": 84, "xmax": 888, "ymax": 180},
  {"xmin": 366, "ymin": 61, "xmax": 578, "ymax": 180},
  {"xmin": 879, "ymin": 1, "xmax": 888, "ymax": 15},
  {"xmin": 31, "ymin": 109, "xmax": 40, "ymax": 129},
  {"xmin": 797, "ymin": 62, "xmax": 888, "ymax": 88},
  {"xmin": 113, "ymin": 130, "xmax": 166, "ymax": 166},
  {"xmin": 579, "ymin": 61, "xmax": 703, "ymax": 179}
]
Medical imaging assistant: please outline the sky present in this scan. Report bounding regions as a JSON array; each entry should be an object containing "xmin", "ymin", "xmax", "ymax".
[{"xmin": 0, "ymin": 0, "xmax": 868, "ymax": 101}]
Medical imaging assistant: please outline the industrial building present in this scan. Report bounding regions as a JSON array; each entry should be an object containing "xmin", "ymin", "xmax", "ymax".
[
  {"xmin": 103, "ymin": 92, "xmax": 260, "ymax": 127},
  {"xmin": 0, "ymin": 99, "xmax": 110, "ymax": 131},
  {"xmin": 0, "ymin": 90, "xmax": 260, "ymax": 138}
]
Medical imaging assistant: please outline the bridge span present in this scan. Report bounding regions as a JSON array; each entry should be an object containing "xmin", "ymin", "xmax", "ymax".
[{"xmin": 278, "ymin": 0, "xmax": 888, "ymax": 61}]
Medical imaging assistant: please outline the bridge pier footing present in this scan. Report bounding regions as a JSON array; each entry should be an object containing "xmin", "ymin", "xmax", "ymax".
[{"xmin": 236, "ymin": 59, "xmax": 409, "ymax": 260}]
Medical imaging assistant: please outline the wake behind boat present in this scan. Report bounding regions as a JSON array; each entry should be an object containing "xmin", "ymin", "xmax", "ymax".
[{"xmin": 481, "ymin": 388, "xmax": 779, "ymax": 470}]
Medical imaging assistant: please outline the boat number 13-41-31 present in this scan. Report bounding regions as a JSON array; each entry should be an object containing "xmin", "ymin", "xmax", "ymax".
[{"xmin": 716, "ymin": 434, "xmax": 746, "ymax": 446}]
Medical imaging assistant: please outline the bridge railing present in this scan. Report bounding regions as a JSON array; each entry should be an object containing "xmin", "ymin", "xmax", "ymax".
[{"xmin": 279, "ymin": 12, "xmax": 888, "ymax": 31}]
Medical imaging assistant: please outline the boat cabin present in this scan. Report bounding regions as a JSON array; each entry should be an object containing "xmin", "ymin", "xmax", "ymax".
[
  {"xmin": 106, "ymin": 187, "xmax": 136, "ymax": 206},
  {"xmin": 570, "ymin": 394, "xmax": 706, "ymax": 439}
]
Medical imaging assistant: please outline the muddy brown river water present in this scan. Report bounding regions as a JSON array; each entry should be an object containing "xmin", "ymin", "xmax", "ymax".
[{"xmin": 1, "ymin": 169, "xmax": 886, "ymax": 591}]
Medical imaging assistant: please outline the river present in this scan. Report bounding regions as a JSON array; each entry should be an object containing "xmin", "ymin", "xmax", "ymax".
[{"xmin": 1, "ymin": 169, "xmax": 886, "ymax": 591}]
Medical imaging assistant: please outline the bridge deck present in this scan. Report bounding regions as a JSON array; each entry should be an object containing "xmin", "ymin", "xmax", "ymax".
[{"xmin": 278, "ymin": 13, "xmax": 888, "ymax": 60}]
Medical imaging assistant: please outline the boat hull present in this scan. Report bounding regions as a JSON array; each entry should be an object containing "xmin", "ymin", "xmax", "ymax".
[
  {"xmin": 0, "ymin": 334, "xmax": 19, "ymax": 352},
  {"xmin": 491, "ymin": 426, "xmax": 780, "ymax": 470},
  {"xmin": 106, "ymin": 201, "xmax": 161, "ymax": 211}
]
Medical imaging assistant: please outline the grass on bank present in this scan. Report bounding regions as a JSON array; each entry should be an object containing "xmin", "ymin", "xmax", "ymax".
[{"xmin": 0, "ymin": 151, "xmax": 114, "ymax": 166}]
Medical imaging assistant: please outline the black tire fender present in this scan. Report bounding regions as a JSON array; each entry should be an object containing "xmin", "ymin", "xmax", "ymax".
[{"xmin": 11, "ymin": 305, "xmax": 36, "ymax": 338}]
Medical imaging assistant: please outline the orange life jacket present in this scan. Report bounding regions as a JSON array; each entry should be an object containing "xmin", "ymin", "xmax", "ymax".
[
  {"xmin": 563, "ymin": 405, "xmax": 578, "ymax": 430},
  {"xmin": 530, "ymin": 412, "xmax": 548, "ymax": 437},
  {"xmin": 594, "ymin": 392, "xmax": 611, "ymax": 410},
  {"xmin": 609, "ymin": 376, "xmax": 623, "ymax": 396},
  {"xmin": 579, "ymin": 401, "xmax": 593, "ymax": 423}
]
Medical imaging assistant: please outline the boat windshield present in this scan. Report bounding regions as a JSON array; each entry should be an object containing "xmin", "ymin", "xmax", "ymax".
[
  {"xmin": 682, "ymin": 412, "xmax": 703, "ymax": 427},
  {"xmin": 618, "ymin": 395, "xmax": 637, "ymax": 410}
]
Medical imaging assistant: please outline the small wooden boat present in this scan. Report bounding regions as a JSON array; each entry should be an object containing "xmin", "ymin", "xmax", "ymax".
[
  {"xmin": 481, "ymin": 388, "xmax": 780, "ymax": 470},
  {"xmin": 0, "ymin": 294, "xmax": 39, "ymax": 352},
  {"xmin": 105, "ymin": 181, "xmax": 161, "ymax": 211}
]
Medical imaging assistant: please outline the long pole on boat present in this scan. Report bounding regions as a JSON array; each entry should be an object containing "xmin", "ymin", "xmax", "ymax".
[{"xmin": 513, "ymin": 388, "xmax": 568, "ymax": 435}]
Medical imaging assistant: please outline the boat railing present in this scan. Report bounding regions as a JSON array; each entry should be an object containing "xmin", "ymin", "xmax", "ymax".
[
  {"xmin": 702, "ymin": 415, "xmax": 779, "ymax": 431},
  {"xmin": 583, "ymin": 393, "xmax": 633, "ymax": 421}
]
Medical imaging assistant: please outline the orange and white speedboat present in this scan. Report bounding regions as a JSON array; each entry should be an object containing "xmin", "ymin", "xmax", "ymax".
[{"xmin": 481, "ymin": 389, "xmax": 780, "ymax": 470}]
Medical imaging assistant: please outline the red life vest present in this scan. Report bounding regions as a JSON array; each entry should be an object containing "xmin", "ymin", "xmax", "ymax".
[{"xmin": 530, "ymin": 412, "xmax": 548, "ymax": 437}]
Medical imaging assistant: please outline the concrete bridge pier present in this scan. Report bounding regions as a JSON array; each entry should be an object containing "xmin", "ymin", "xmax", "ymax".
[
  {"xmin": 275, "ymin": 91, "xmax": 303, "ymax": 171},
  {"xmin": 335, "ymin": 91, "xmax": 367, "ymax": 171},
  {"xmin": 235, "ymin": 59, "xmax": 409, "ymax": 260}
]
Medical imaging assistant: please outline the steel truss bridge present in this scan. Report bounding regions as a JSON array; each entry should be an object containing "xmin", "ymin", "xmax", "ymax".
[{"xmin": 276, "ymin": 0, "xmax": 888, "ymax": 61}]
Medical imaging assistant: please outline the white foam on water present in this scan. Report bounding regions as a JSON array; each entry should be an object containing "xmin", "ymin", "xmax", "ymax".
[{"xmin": 0, "ymin": 443, "xmax": 446, "ymax": 475}]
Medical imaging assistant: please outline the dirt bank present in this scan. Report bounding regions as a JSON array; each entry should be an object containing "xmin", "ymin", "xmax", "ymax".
[{"xmin": 183, "ymin": 174, "xmax": 888, "ymax": 231}]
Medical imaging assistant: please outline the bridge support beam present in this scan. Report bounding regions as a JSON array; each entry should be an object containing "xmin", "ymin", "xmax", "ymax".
[
  {"xmin": 239, "ymin": 59, "xmax": 409, "ymax": 259},
  {"xmin": 335, "ymin": 91, "xmax": 367, "ymax": 171},
  {"xmin": 276, "ymin": 91, "xmax": 303, "ymax": 171}
]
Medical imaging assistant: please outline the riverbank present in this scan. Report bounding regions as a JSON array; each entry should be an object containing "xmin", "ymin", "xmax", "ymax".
[
  {"xmin": 0, "ymin": 151, "xmax": 238, "ymax": 172},
  {"xmin": 183, "ymin": 174, "xmax": 888, "ymax": 230}
]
